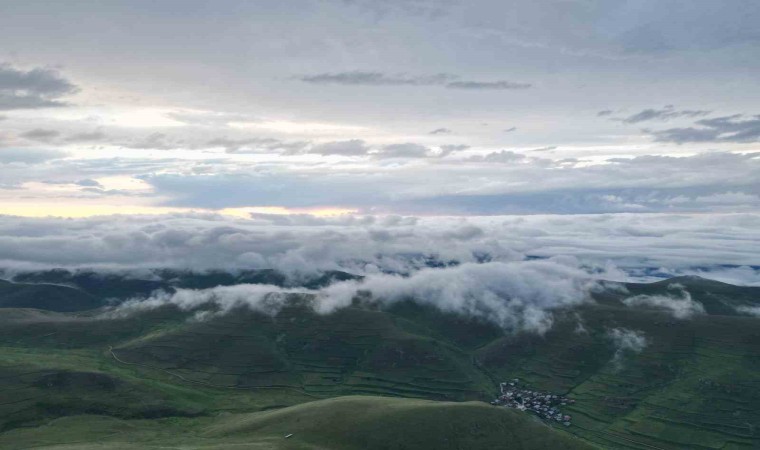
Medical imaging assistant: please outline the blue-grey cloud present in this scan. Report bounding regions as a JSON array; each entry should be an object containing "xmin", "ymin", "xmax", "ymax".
[
  {"xmin": 651, "ymin": 114, "xmax": 760, "ymax": 143},
  {"xmin": 0, "ymin": 63, "xmax": 79, "ymax": 110},
  {"xmin": 617, "ymin": 105, "xmax": 711, "ymax": 124},
  {"xmin": 136, "ymin": 151, "xmax": 759, "ymax": 214},
  {"xmin": 310, "ymin": 139, "xmax": 371, "ymax": 156},
  {"xmin": 298, "ymin": 71, "xmax": 531, "ymax": 90},
  {"xmin": 445, "ymin": 80, "xmax": 531, "ymax": 90},
  {"xmin": 298, "ymin": 71, "xmax": 455, "ymax": 86},
  {"xmin": 378, "ymin": 142, "xmax": 431, "ymax": 158},
  {"xmin": 20, "ymin": 129, "xmax": 61, "ymax": 142}
]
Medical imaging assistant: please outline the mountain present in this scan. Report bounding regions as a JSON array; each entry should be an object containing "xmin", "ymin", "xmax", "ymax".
[
  {"xmin": 9, "ymin": 268, "xmax": 363, "ymax": 301},
  {"xmin": 0, "ymin": 279, "xmax": 100, "ymax": 312},
  {"xmin": 0, "ymin": 273, "xmax": 758, "ymax": 449}
]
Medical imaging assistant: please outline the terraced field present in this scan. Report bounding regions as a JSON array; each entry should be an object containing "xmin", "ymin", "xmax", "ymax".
[{"xmin": 0, "ymin": 273, "xmax": 758, "ymax": 449}]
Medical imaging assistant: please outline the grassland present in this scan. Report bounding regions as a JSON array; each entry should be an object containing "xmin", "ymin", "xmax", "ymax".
[
  {"xmin": 0, "ymin": 274, "xmax": 758, "ymax": 449},
  {"xmin": 0, "ymin": 396, "xmax": 595, "ymax": 449}
]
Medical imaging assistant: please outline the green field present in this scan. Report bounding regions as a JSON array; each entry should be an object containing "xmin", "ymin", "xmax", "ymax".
[{"xmin": 0, "ymin": 273, "xmax": 758, "ymax": 449}]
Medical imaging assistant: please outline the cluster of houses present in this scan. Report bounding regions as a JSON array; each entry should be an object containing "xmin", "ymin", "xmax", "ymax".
[{"xmin": 491, "ymin": 379, "xmax": 574, "ymax": 427}]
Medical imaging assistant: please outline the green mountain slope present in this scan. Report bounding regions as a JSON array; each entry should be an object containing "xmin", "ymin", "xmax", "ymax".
[
  {"xmin": 0, "ymin": 275, "xmax": 758, "ymax": 449},
  {"xmin": 0, "ymin": 279, "xmax": 100, "ymax": 312},
  {"xmin": 0, "ymin": 396, "xmax": 595, "ymax": 450}
]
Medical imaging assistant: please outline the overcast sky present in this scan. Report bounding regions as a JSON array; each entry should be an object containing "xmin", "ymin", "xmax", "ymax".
[{"xmin": 0, "ymin": 0, "xmax": 759, "ymax": 216}]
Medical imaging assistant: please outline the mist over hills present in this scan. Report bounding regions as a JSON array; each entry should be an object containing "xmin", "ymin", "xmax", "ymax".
[
  {"xmin": 0, "ymin": 198, "xmax": 758, "ymax": 450},
  {"xmin": 1, "ymin": 265, "xmax": 759, "ymax": 449},
  {"xmin": 2, "ymin": 0, "xmax": 760, "ymax": 447},
  {"xmin": 1, "ymin": 213, "xmax": 758, "ymax": 285}
]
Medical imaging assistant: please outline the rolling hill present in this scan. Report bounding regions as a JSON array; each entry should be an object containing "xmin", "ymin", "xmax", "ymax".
[
  {"xmin": 0, "ymin": 396, "xmax": 594, "ymax": 450},
  {"xmin": 0, "ymin": 272, "xmax": 758, "ymax": 449}
]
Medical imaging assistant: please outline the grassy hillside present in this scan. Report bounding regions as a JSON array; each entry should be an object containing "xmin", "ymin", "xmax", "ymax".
[
  {"xmin": 0, "ymin": 274, "xmax": 758, "ymax": 449},
  {"xmin": 0, "ymin": 396, "xmax": 595, "ymax": 450},
  {"xmin": 0, "ymin": 279, "xmax": 100, "ymax": 312}
]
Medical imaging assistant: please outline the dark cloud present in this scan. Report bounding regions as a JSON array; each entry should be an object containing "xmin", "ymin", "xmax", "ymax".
[
  {"xmin": 597, "ymin": 110, "xmax": 613, "ymax": 117},
  {"xmin": 378, "ymin": 142, "xmax": 431, "ymax": 158},
  {"xmin": 298, "ymin": 71, "xmax": 531, "ymax": 91},
  {"xmin": 429, "ymin": 127, "xmax": 451, "ymax": 135},
  {"xmin": 468, "ymin": 150, "xmax": 528, "ymax": 164},
  {"xmin": 298, "ymin": 71, "xmax": 455, "ymax": 86},
  {"xmin": 531, "ymin": 146, "xmax": 557, "ymax": 152},
  {"xmin": 207, "ymin": 137, "xmax": 308, "ymax": 154},
  {"xmin": 121, "ymin": 132, "xmax": 177, "ymax": 150},
  {"xmin": 310, "ymin": 139, "xmax": 371, "ymax": 156},
  {"xmin": 75, "ymin": 179, "xmax": 103, "ymax": 188},
  {"xmin": 20, "ymin": 129, "xmax": 61, "ymax": 142},
  {"xmin": 0, "ymin": 63, "xmax": 79, "ymax": 110},
  {"xmin": 65, "ymin": 130, "xmax": 107, "ymax": 143},
  {"xmin": 503, "ymin": 127, "xmax": 517, "ymax": 132},
  {"xmin": 651, "ymin": 114, "xmax": 760, "ymax": 143},
  {"xmin": 617, "ymin": 105, "xmax": 711, "ymax": 124},
  {"xmin": 438, "ymin": 144, "xmax": 469, "ymax": 157},
  {"xmin": 445, "ymin": 80, "xmax": 531, "ymax": 90}
]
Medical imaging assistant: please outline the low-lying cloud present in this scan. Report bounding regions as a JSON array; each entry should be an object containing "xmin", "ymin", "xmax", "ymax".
[
  {"xmin": 319, "ymin": 259, "xmax": 595, "ymax": 333},
  {"xmin": 110, "ymin": 284, "xmax": 311, "ymax": 320},
  {"xmin": 608, "ymin": 327, "xmax": 648, "ymax": 369},
  {"xmin": 0, "ymin": 213, "xmax": 758, "ymax": 286},
  {"xmin": 107, "ymin": 258, "xmax": 597, "ymax": 334},
  {"xmin": 735, "ymin": 305, "xmax": 760, "ymax": 317},
  {"xmin": 622, "ymin": 283, "xmax": 705, "ymax": 319}
]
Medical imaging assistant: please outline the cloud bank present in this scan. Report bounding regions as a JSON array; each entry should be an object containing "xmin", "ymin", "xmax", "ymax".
[
  {"xmin": 0, "ymin": 212, "xmax": 758, "ymax": 285},
  {"xmin": 107, "ymin": 258, "xmax": 597, "ymax": 334},
  {"xmin": 110, "ymin": 284, "xmax": 310, "ymax": 320}
]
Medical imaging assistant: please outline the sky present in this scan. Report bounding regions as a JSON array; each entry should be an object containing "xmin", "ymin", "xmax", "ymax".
[
  {"xmin": 0, "ymin": 1, "xmax": 758, "ymax": 288},
  {"xmin": 0, "ymin": 0, "xmax": 758, "ymax": 217}
]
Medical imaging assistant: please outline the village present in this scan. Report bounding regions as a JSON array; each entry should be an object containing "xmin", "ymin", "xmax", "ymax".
[{"xmin": 491, "ymin": 379, "xmax": 574, "ymax": 427}]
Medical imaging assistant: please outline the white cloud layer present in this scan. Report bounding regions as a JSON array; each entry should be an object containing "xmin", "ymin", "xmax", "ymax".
[
  {"xmin": 110, "ymin": 284, "xmax": 309, "ymax": 320},
  {"xmin": 318, "ymin": 259, "xmax": 594, "ymax": 333},
  {"xmin": 0, "ymin": 212, "xmax": 758, "ymax": 285},
  {"xmin": 106, "ymin": 258, "xmax": 597, "ymax": 334}
]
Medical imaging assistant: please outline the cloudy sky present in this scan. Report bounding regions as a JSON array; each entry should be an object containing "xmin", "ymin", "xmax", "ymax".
[{"xmin": 0, "ymin": 0, "xmax": 758, "ymax": 217}]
